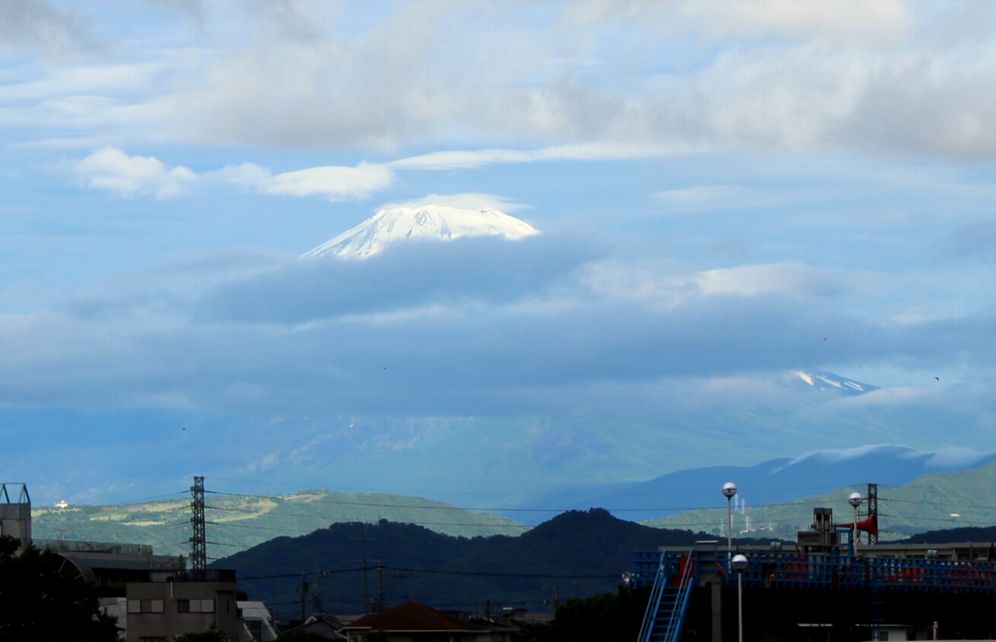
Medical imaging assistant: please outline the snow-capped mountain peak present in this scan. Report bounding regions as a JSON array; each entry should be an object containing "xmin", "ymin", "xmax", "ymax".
[
  {"xmin": 302, "ymin": 205, "xmax": 540, "ymax": 260},
  {"xmin": 793, "ymin": 370, "xmax": 877, "ymax": 395}
]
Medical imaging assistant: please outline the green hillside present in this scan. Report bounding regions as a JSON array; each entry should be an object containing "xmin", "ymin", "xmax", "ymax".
[
  {"xmin": 645, "ymin": 459, "xmax": 996, "ymax": 540},
  {"xmin": 31, "ymin": 490, "xmax": 526, "ymax": 557},
  {"xmin": 215, "ymin": 509, "xmax": 707, "ymax": 618}
]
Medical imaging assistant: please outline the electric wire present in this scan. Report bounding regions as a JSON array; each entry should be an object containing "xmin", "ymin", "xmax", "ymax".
[
  {"xmin": 237, "ymin": 565, "xmax": 617, "ymax": 582},
  {"xmin": 204, "ymin": 488, "xmax": 860, "ymax": 514}
]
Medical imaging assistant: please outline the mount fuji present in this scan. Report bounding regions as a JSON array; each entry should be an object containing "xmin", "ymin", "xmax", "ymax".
[{"xmin": 303, "ymin": 205, "xmax": 541, "ymax": 260}]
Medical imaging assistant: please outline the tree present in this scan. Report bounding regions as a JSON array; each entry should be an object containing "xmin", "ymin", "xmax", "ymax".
[
  {"xmin": 530, "ymin": 586, "xmax": 648, "ymax": 642},
  {"xmin": 0, "ymin": 535, "xmax": 120, "ymax": 641},
  {"xmin": 275, "ymin": 631, "xmax": 330, "ymax": 641},
  {"xmin": 175, "ymin": 629, "xmax": 228, "ymax": 642}
]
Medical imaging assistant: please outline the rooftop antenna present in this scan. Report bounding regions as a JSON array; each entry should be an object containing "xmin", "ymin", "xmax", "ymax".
[{"xmin": 190, "ymin": 476, "xmax": 206, "ymax": 575}]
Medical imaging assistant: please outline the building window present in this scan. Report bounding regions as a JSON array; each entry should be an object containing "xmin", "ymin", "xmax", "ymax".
[
  {"xmin": 127, "ymin": 599, "xmax": 165, "ymax": 613},
  {"xmin": 177, "ymin": 598, "xmax": 214, "ymax": 614}
]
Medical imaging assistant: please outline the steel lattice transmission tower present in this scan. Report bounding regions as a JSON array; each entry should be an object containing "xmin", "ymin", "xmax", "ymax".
[
  {"xmin": 190, "ymin": 476, "xmax": 207, "ymax": 574},
  {"xmin": 866, "ymin": 482, "xmax": 879, "ymax": 545}
]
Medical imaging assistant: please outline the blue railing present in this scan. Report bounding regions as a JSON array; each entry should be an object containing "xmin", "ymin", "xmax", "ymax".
[
  {"xmin": 636, "ymin": 551, "xmax": 697, "ymax": 642},
  {"xmin": 636, "ymin": 552, "xmax": 668, "ymax": 642},
  {"xmin": 662, "ymin": 553, "xmax": 695, "ymax": 642},
  {"xmin": 635, "ymin": 549, "xmax": 996, "ymax": 594}
]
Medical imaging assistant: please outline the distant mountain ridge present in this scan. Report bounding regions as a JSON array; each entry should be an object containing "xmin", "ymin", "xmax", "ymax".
[
  {"xmin": 31, "ymin": 490, "xmax": 524, "ymax": 557},
  {"xmin": 29, "ymin": 443, "xmax": 996, "ymax": 564},
  {"xmin": 516, "ymin": 445, "xmax": 996, "ymax": 525},
  {"xmin": 645, "ymin": 455, "xmax": 996, "ymax": 540},
  {"xmin": 303, "ymin": 205, "xmax": 540, "ymax": 259}
]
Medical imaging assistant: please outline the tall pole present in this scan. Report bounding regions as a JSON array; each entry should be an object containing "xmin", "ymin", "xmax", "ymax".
[
  {"xmin": 737, "ymin": 571, "xmax": 743, "ymax": 642},
  {"xmin": 375, "ymin": 564, "xmax": 384, "ymax": 613},
  {"xmin": 853, "ymin": 505, "xmax": 859, "ymax": 548},
  {"xmin": 300, "ymin": 575, "xmax": 309, "ymax": 623},
  {"xmin": 722, "ymin": 482, "xmax": 737, "ymax": 570},
  {"xmin": 848, "ymin": 492, "xmax": 863, "ymax": 556},
  {"xmin": 732, "ymin": 554, "xmax": 748, "ymax": 642}
]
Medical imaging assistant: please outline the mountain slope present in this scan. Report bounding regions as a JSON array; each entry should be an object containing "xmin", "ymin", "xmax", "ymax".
[
  {"xmin": 31, "ymin": 490, "xmax": 525, "ymax": 557},
  {"xmin": 214, "ymin": 509, "xmax": 711, "ymax": 618},
  {"xmin": 644, "ymin": 456, "xmax": 996, "ymax": 540},
  {"xmin": 303, "ymin": 205, "xmax": 540, "ymax": 259},
  {"xmin": 524, "ymin": 445, "xmax": 995, "ymax": 524},
  {"xmin": 792, "ymin": 370, "xmax": 878, "ymax": 395}
]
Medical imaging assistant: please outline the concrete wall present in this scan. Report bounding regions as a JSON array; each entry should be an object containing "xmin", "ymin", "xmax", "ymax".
[
  {"xmin": 0, "ymin": 499, "xmax": 31, "ymax": 548},
  {"xmin": 125, "ymin": 579, "xmax": 240, "ymax": 642}
]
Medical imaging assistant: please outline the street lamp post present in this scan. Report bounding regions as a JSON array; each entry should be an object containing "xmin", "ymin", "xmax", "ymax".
[
  {"xmin": 732, "ymin": 553, "xmax": 748, "ymax": 642},
  {"xmin": 848, "ymin": 492, "xmax": 863, "ymax": 554},
  {"xmin": 722, "ymin": 482, "xmax": 737, "ymax": 569}
]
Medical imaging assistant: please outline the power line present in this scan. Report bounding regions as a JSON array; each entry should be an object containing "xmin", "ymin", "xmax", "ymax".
[
  {"xmin": 204, "ymin": 488, "xmax": 847, "ymax": 515},
  {"xmin": 204, "ymin": 505, "xmax": 529, "ymax": 532},
  {"xmin": 238, "ymin": 564, "xmax": 618, "ymax": 583}
]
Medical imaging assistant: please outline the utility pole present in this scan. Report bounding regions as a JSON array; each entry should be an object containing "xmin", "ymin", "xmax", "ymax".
[
  {"xmin": 362, "ymin": 524, "xmax": 370, "ymax": 612},
  {"xmin": 190, "ymin": 476, "xmax": 206, "ymax": 576},
  {"xmin": 375, "ymin": 564, "xmax": 384, "ymax": 612},
  {"xmin": 299, "ymin": 575, "xmax": 310, "ymax": 624}
]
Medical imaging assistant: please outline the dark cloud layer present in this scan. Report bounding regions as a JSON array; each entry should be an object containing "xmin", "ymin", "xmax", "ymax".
[
  {"xmin": 4, "ymin": 237, "xmax": 996, "ymax": 505},
  {"xmin": 198, "ymin": 235, "xmax": 601, "ymax": 324},
  {"xmin": 0, "ymin": 0, "xmax": 90, "ymax": 55},
  {"xmin": 3, "ymin": 269, "xmax": 989, "ymax": 418}
]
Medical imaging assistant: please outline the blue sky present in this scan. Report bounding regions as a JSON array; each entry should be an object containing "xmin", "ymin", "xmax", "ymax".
[{"xmin": 3, "ymin": 1, "xmax": 996, "ymax": 506}]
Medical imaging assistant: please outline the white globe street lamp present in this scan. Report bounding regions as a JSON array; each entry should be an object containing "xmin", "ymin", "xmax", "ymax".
[
  {"xmin": 848, "ymin": 492, "xmax": 863, "ymax": 551},
  {"xmin": 732, "ymin": 553, "xmax": 748, "ymax": 642}
]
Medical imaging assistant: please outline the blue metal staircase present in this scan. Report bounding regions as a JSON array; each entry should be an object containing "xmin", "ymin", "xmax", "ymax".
[{"xmin": 637, "ymin": 552, "xmax": 696, "ymax": 642}]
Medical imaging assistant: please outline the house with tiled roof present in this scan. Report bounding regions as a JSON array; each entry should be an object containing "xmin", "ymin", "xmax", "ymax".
[{"xmin": 342, "ymin": 601, "xmax": 513, "ymax": 642}]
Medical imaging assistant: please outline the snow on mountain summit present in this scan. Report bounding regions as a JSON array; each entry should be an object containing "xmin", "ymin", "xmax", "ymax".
[
  {"xmin": 793, "ymin": 370, "xmax": 878, "ymax": 395},
  {"xmin": 302, "ymin": 205, "xmax": 540, "ymax": 260}
]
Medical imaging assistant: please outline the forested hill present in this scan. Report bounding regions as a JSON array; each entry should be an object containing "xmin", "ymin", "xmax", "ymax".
[
  {"xmin": 214, "ymin": 508, "xmax": 711, "ymax": 619},
  {"xmin": 32, "ymin": 490, "xmax": 523, "ymax": 557},
  {"xmin": 900, "ymin": 526, "xmax": 996, "ymax": 544}
]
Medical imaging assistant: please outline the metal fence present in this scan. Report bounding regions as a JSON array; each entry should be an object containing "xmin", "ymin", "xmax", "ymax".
[{"xmin": 634, "ymin": 549, "xmax": 996, "ymax": 594}]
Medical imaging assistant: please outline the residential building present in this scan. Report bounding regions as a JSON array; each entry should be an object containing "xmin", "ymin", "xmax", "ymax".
[
  {"xmin": 342, "ymin": 601, "xmax": 513, "ymax": 642},
  {"xmin": 125, "ymin": 570, "xmax": 241, "ymax": 642}
]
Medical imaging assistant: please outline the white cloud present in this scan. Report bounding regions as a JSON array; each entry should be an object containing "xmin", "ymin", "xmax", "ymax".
[
  {"xmin": 265, "ymin": 163, "xmax": 393, "ymax": 201},
  {"xmin": 378, "ymin": 193, "xmax": 526, "ymax": 212},
  {"xmin": 73, "ymin": 153, "xmax": 394, "ymax": 203},
  {"xmin": 695, "ymin": 262, "xmax": 842, "ymax": 298},
  {"xmin": 390, "ymin": 149, "xmax": 534, "ymax": 171},
  {"xmin": 9, "ymin": 3, "xmax": 996, "ymax": 163},
  {"xmin": 215, "ymin": 161, "xmax": 393, "ymax": 201},
  {"xmin": 926, "ymin": 447, "xmax": 995, "ymax": 470},
  {"xmin": 580, "ymin": 261, "xmax": 694, "ymax": 307},
  {"xmin": 212, "ymin": 162, "xmax": 272, "ymax": 188},
  {"xmin": 0, "ymin": 0, "xmax": 90, "ymax": 55},
  {"xmin": 390, "ymin": 142, "xmax": 698, "ymax": 170},
  {"xmin": 581, "ymin": 260, "xmax": 852, "ymax": 307},
  {"xmin": 74, "ymin": 147, "xmax": 196, "ymax": 199},
  {"xmin": 788, "ymin": 444, "xmax": 902, "ymax": 466},
  {"xmin": 655, "ymin": 185, "xmax": 780, "ymax": 213},
  {"xmin": 0, "ymin": 64, "xmax": 166, "ymax": 102},
  {"xmin": 693, "ymin": 0, "xmax": 912, "ymax": 42}
]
